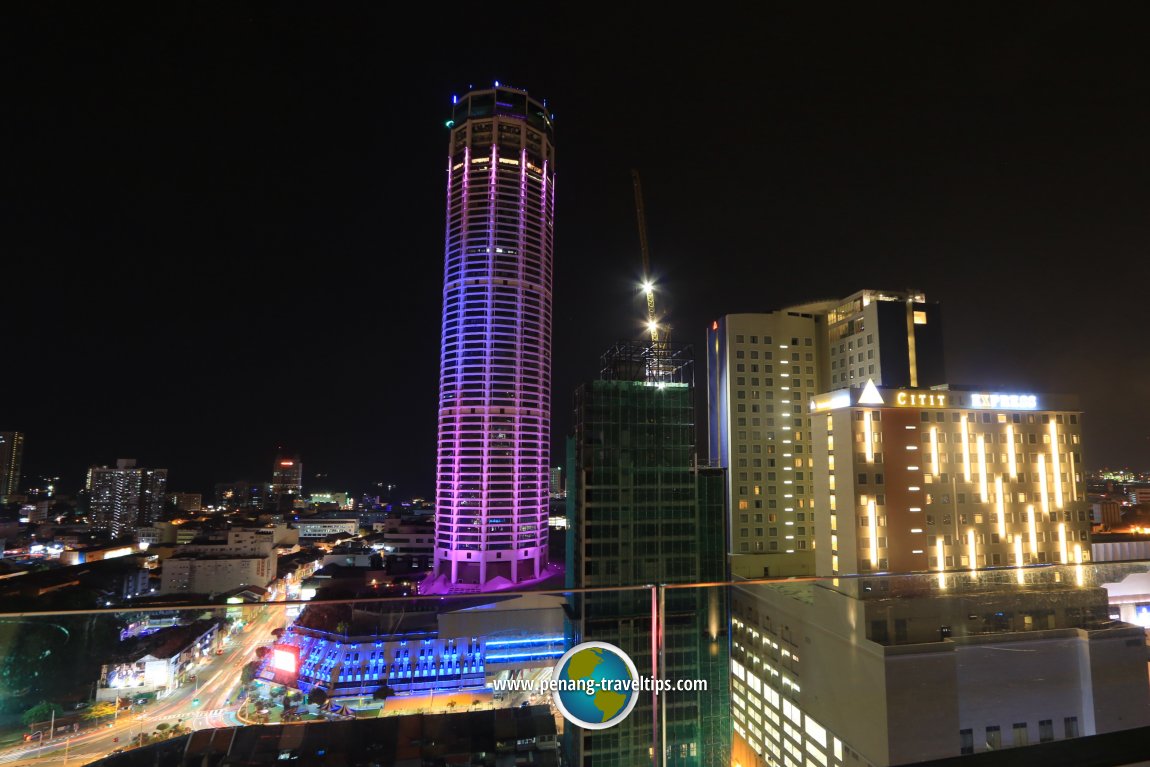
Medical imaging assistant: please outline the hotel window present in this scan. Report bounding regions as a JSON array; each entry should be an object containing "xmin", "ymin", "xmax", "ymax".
[
  {"xmin": 1013, "ymin": 723, "xmax": 1028, "ymax": 747},
  {"xmin": 1039, "ymin": 720, "xmax": 1054, "ymax": 743},
  {"xmin": 1064, "ymin": 717, "xmax": 1078, "ymax": 738},
  {"xmin": 985, "ymin": 726, "xmax": 1001, "ymax": 749}
]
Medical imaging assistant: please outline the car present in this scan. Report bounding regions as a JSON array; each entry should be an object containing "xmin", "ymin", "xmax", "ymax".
[
  {"xmin": 109, "ymin": 749, "xmax": 124, "ymax": 756},
  {"xmin": 192, "ymin": 698, "xmax": 201, "ymax": 706}
]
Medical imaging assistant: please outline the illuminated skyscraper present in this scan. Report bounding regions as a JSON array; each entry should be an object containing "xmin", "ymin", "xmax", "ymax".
[
  {"xmin": 0, "ymin": 432, "xmax": 23, "ymax": 501},
  {"xmin": 271, "ymin": 454, "xmax": 303, "ymax": 505},
  {"xmin": 432, "ymin": 84, "xmax": 555, "ymax": 589},
  {"xmin": 88, "ymin": 458, "xmax": 168, "ymax": 536}
]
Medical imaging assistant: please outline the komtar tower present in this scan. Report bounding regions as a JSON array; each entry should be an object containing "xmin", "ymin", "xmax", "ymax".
[{"xmin": 430, "ymin": 84, "xmax": 556, "ymax": 591}]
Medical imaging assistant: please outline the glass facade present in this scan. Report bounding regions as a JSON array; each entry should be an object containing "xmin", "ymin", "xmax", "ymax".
[
  {"xmin": 4, "ymin": 562, "xmax": 1150, "ymax": 766},
  {"xmin": 566, "ymin": 354, "xmax": 731, "ymax": 766}
]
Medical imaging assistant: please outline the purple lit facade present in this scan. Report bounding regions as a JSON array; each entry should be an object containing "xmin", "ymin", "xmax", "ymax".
[{"xmin": 431, "ymin": 86, "xmax": 555, "ymax": 590}]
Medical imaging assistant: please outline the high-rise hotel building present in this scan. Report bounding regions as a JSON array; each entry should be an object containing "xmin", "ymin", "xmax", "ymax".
[
  {"xmin": 726, "ymin": 383, "xmax": 1146, "ymax": 767},
  {"xmin": 707, "ymin": 290, "xmax": 943, "ymax": 578},
  {"xmin": 432, "ymin": 85, "xmax": 555, "ymax": 589},
  {"xmin": 811, "ymin": 384, "xmax": 1091, "ymax": 576}
]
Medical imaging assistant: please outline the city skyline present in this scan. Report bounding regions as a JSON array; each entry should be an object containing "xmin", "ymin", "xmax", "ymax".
[{"xmin": 8, "ymin": 4, "xmax": 1150, "ymax": 496}]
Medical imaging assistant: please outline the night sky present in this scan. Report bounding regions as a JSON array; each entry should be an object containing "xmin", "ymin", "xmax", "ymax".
[{"xmin": 8, "ymin": 3, "xmax": 1150, "ymax": 498}]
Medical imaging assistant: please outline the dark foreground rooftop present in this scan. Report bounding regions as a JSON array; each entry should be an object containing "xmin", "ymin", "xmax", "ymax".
[
  {"xmin": 95, "ymin": 705, "xmax": 559, "ymax": 767},
  {"xmin": 90, "ymin": 714, "xmax": 1150, "ymax": 767}
]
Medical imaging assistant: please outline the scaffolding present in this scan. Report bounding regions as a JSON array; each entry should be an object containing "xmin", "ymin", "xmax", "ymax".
[{"xmin": 599, "ymin": 341, "xmax": 693, "ymax": 386}]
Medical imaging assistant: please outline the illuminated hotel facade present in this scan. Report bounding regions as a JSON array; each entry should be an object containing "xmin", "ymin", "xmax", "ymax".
[
  {"xmin": 810, "ymin": 384, "xmax": 1091, "ymax": 576},
  {"xmin": 433, "ymin": 85, "xmax": 555, "ymax": 589},
  {"xmin": 707, "ymin": 290, "xmax": 944, "ymax": 578},
  {"xmin": 727, "ymin": 384, "xmax": 1150, "ymax": 767}
]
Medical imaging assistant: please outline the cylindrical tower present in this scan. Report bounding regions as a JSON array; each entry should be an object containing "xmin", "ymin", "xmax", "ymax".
[{"xmin": 433, "ymin": 85, "xmax": 555, "ymax": 589}]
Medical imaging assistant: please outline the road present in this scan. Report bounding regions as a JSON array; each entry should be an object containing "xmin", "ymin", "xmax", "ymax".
[{"xmin": 0, "ymin": 605, "xmax": 286, "ymax": 767}]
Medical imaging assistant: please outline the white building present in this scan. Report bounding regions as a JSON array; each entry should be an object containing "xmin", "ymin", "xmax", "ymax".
[
  {"xmin": 730, "ymin": 575, "xmax": 1149, "ymax": 767},
  {"xmin": 708, "ymin": 291, "xmax": 945, "ymax": 578},
  {"xmin": 1128, "ymin": 487, "xmax": 1150, "ymax": 505},
  {"xmin": 97, "ymin": 620, "xmax": 220, "ymax": 701},
  {"xmin": 159, "ymin": 527, "xmax": 284, "ymax": 595},
  {"xmin": 294, "ymin": 518, "xmax": 359, "ymax": 540}
]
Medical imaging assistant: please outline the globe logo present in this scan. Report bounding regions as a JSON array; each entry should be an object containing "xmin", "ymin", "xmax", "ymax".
[{"xmin": 552, "ymin": 641, "xmax": 640, "ymax": 729}]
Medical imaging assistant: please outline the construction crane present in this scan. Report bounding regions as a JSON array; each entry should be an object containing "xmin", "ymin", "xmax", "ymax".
[{"xmin": 631, "ymin": 169, "xmax": 662, "ymax": 346}]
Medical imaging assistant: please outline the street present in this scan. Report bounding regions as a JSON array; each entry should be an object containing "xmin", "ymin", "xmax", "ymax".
[{"xmin": 0, "ymin": 604, "xmax": 285, "ymax": 767}]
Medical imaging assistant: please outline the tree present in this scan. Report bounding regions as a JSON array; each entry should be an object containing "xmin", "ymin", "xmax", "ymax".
[
  {"xmin": 154, "ymin": 723, "xmax": 169, "ymax": 732},
  {"xmin": 254, "ymin": 646, "xmax": 270, "ymax": 659},
  {"xmin": 270, "ymin": 628, "xmax": 285, "ymax": 639},
  {"xmin": 22, "ymin": 700, "xmax": 62, "ymax": 728},
  {"xmin": 372, "ymin": 684, "xmax": 396, "ymax": 702},
  {"xmin": 307, "ymin": 688, "xmax": 327, "ymax": 707},
  {"xmin": 240, "ymin": 661, "xmax": 260, "ymax": 685},
  {"xmin": 83, "ymin": 701, "xmax": 119, "ymax": 721}
]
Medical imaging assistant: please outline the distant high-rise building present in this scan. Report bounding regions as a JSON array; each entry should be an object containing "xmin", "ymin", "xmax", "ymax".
[
  {"xmin": 87, "ymin": 459, "xmax": 168, "ymax": 537},
  {"xmin": 432, "ymin": 84, "xmax": 556, "ymax": 590},
  {"xmin": 0, "ymin": 432, "xmax": 24, "ymax": 501},
  {"xmin": 215, "ymin": 480, "xmax": 265, "ymax": 509},
  {"xmin": 168, "ymin": 492, "xmax": 202, "ymax": 513},
  {"xmin": 824, "ymin": 289, "xmax": 944, "ymax": 390},
  {"xmin": 271, "ymin": 455, "xmax": 303, "ymax": 502},
  {"xmin": 707, "ymin": 289, "xmax": 945, "ymax": 578},
  {"xmin": 548, "ymin": 466, "xmax": 564, "ymax": 499},
  {"xmin": 567, "ymin": 343, "xmax": 729, "ymax": 766}
]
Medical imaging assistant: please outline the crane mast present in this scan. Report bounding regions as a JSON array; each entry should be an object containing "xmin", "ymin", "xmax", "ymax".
[{"xmin": 631, "ymin": 169, "xmax": 660, "ymax": 346}]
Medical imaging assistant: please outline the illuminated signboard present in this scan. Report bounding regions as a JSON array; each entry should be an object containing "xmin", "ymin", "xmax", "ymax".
[
  {"xmin": 272, "ymin": 646, "xmax": 299, "ymax": 674},
  {"xmin": 968, "ymin": 393, "xmax": 1038, "ymax": 410},
  {"xmin": 894, "ymin": 391, "xmax": 949, "ymax": 408},
  {"xmin": 810, "ymin": 391, "xmax": 851, "ymax": 412}
]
